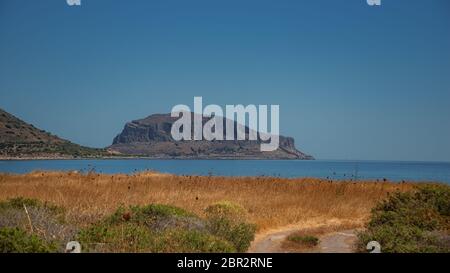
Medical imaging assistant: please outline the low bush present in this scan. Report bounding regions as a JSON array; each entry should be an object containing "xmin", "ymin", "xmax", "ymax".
[
  {"xmin": 0, "ymin": 227, "xmax": 58, "ymax": 253},
  {"xmin": 205, "ymin": 201, "xmax": 256, "ymax": 252},
  {"xmin": 0, "ymin": 197, "xmax": 76, "ymax": 252},
  {"xmin": 160, "ymin": 229, "xmax": 235, "ymax": 253},
  {"xmin": 77, "ymin": 203, "xmax": 237, "ymax": 253},
  {"xmin": 0, "ymin": 197, "xmax": 62, "ymax": 213},
  {"xmin": 104, "ymin": 204, "xmax": 204, "ymax": 232},
  {"xmin": 0, "ymin": 198, "xmax": 257, "ymax": 253},
  {"xmin": 357, "ymin": 184, "xmax": 450, "ymax": 253},
  {"xmin": 77, "ymin": 222, "xmax": 159, "ymax": 253},
  {"xmin": 287, "ymin": 235, "xmax": 319, "ymax": 247}
]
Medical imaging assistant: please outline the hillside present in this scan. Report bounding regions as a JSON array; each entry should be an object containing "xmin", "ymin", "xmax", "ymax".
[
  {"xmin": 0, "ymin": 109, "xmax": 314, "ymax": 159},
  {"xmin": 0, "ymin": 108, "xmax": 107, "ymax": 158},
  {"xmin": 109, "ymin": 113, "xmax": 313, "ymax": 159}
]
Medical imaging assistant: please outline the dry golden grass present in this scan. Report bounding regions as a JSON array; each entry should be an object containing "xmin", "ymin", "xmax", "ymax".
[{"xmin": 0, "ymin": 171, "xmax": 415, "ymax": 231}]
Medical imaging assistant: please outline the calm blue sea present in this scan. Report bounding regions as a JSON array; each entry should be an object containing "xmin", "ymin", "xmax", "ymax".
[{"xmin": 0, "ymin": 160, "xmax": 450, "ymax": 183}]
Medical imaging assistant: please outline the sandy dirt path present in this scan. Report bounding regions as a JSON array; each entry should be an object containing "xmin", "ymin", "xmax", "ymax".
[
  {"xmin": 248, "ymin": 218, "xmax": 359, "ymax": 253},
  {"xmin": 314, "ymin": 229, "xmax": 357, "ymax": 253}
]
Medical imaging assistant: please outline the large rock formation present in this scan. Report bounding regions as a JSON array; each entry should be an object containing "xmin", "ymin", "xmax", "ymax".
[{"xmin": 109, "ymin": 113, "xmax": 313, "ymax": 159}]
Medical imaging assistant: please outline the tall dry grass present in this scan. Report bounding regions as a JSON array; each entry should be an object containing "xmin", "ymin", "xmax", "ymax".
[{"xmin": 0, "ymin": 171, "xmax": 414, "ymax": 231}]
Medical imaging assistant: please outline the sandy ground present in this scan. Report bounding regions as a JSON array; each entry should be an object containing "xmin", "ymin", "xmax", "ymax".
[
  {"xmin": 314, "ymin": 230, "xmax": 357, "ymax": 253},
  {"xmin": 249, "ymin": 218, "xmax": 360, "ymax": 253}
]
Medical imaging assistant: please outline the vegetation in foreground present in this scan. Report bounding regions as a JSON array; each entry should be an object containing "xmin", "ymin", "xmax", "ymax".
[
  {"xmin": 0, "ymin": 172, "xmax": 412, "ymax": 231},
  {"xmin": 5, "ymin": 172, "xmax": 448, "ymax": 253},
  {"xmin": 279, "ymin": 220, "xmax": 358, "ymax": 252},
  {"xmin": 357, "ymin": 184, "xmax": 450, "ymax": 253},
  {"xmin": 0, "ymin": 198, "xmax": 255, "ymax": 253},
  {"xmin": 287, "ymin": 235, "xmax": 319, "ymax": 248},
  {"xmin": 0, "ymin": 197, "xmax": 74, "ymax": 253},
  {"xmin": 0, "ymin": 227, "xmax": 58, "ymax": 253},
  {"xmin": 0, "ymin": 173, "xmax": 448, "ymax": 253}
]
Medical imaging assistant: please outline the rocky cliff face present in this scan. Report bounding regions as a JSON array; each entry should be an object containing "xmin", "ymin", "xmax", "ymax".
[{"xmin": 109, "ymin": 113, "xmax": 313, "ymax": 160}]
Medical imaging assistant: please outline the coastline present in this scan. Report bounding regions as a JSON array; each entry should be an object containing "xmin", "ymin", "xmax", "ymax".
[
  {"xmin": 0, "ymin": 155, "xmax": 315, "ymax": 161},
  {"xmin": 1, "ymin": 159, "xmax": 449, "ymax": 184}
]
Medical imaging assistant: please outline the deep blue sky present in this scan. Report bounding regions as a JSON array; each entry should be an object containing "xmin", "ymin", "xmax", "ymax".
[{"xmin": 1, "ymin": 0, "xmax": 449, "ymax": 161}]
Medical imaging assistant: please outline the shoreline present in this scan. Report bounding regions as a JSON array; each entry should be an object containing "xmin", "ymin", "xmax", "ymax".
[
  {"xmin": 0, "ymin": 160, "xmax": 449, "ymax": 184},
  {"xmin": 0, "ymin": 156, "xmax": 315, "ymax": 161},
  {"xmin": 0, "ymin": 171, "xmax": 434, "ymax": 184}
]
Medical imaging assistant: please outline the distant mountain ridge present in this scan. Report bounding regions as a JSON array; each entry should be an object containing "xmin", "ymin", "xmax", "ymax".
[
  {"xmin": 109, "ymin": 113, "xmax": 313, "ymax": 160},
  {"xmin": 0, "ymin": 108, "xmax": 106, "ymax": 158},
  {"xmin": 0, "ymin": 109, "xmax": 313, "ymax": 160}
]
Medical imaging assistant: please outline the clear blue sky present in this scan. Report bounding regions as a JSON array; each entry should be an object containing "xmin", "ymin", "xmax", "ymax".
[{"xmin": 1, "ymin": 0, "xmax": 449, "ymax": 161}]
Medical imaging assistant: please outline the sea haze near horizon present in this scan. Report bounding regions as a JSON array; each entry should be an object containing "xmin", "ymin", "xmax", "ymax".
[{"xmin": 0, "ymin": 160, "xmax": 449, "ymax": 184}]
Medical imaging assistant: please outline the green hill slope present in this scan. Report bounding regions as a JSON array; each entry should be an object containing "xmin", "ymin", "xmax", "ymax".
[{"xmin": 0, "ymin": 108, "xmax": 107, "ymax": 158}]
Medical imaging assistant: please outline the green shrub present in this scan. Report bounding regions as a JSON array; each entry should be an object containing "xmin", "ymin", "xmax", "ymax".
[
  {"xmin": 357, "ymin": 184, "xmax": 450, "ymax": 253},
  {"xmin": 0, "ymin": 197, "xmax": 64, "ymax": 218},
  {"xmin": 77, "ymin": 222, "xmax": 159, "ymax": 253},
  {"xmin": 287, "ymin": 235, "xmax": 319, "ymax": 247},
  {"xmin": 160, "ymin": 229, "xmax": 235, "ymax": 253},
  {"xmin": 416, "ymin": 185, "xmax": 450, "ymax": 216},
  {"xmin": 138, "ymin": 204, "xmax": 196, "ymax": 218},
  {"xmin": 0, "ymin": 227, "xmax": 58, "ymax": 253},
  {"xmin": 205, "ymin": 201, "xmax": 256, "ymax": 252},
  {"xmin": 105, "ymin": 204, "xmax": 195, "ymax": 224},
  {"xmin": 77, "ymin": 203, "xmax": 234, "ymax": 253},
  {"xmin": 0, "ymin": 197, "xmax": 40, "ymax": 210},
  {"xmin": 104, "ymin": 204, "xmax": 204, "ymax": 233},
  {"xmin": 0, "ymin": 197, "xmax": 74, "ymax": 251},
  {"xmin": 205, "ymin": 201, "xmax": 247, "ymax": 220}
]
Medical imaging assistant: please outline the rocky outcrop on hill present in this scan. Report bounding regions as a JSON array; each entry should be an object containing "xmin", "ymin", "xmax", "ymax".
[{"xmin": 109, "ymin": 113, "xmax": 313, "ymax": 160}]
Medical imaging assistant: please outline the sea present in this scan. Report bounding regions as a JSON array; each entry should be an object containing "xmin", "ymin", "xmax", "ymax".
[{"xmin": 0, "ymin": 159, "xmax": 450, "ymax": 184}]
